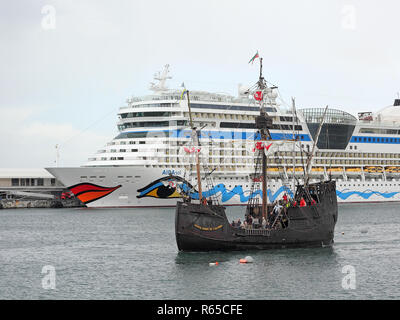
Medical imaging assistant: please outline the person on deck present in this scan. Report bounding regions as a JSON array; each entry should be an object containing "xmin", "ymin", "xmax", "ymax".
[
  {"xmin": 262, "ymin": 216, "xmax": 267, "ymax": 229},
  {"xmin": 247, "ymin": 215, "xmax": 253, "ymax": 229},
  {"xmin": 273, "ymin": 202, "xmax": 283, "ymax": 215},
  {"xmin": 253, "ymin": 216, "xmax": 259, "ymax": 228},
  {"xmin": 299, "ymin": 197, "xmax": 306, "ymax": 207}
]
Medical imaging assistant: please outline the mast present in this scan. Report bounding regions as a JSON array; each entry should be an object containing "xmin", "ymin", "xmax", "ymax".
[
  {"xmin": 304, "ymin": 105, "xmax": 328, "ymax": 186},
  {"xmin": 256, "ymin": 58, "xmax": 271, "ymax": 218},
  {"xmin": 186, "ymin": 90, "xmax": 203, "ymax": 204},
  {"xmin": 291, "ymin": 98, "xmax": 296, "ymax": 196}
]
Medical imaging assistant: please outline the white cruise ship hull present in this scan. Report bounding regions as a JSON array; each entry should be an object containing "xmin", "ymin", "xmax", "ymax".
[{"xmin": 46, "ymin": 166, "xmax": 400, "ymax": 207}]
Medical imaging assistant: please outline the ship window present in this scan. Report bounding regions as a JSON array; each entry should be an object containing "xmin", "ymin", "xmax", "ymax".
[
  {"xmin": 115, "ymin": 132, "xmax": 165, "ymax": 139},
  {"xmin": 37, "ymin": 178, "xmax": 44, "ymax": 186},
  {"xmin": 11, "ymin": 178, "xmax": 19, "ymax": 186},
  {"xmin": 120, "ymin": 111, "xmax": 173, "ymax": 118},
  {"xmin": 220, "ymin": 122, "xmax": 255, "ymax": 129},
  {"xmin": 280, "ymin": 116, "xmax": 299, "ymax": 122},
  {"xmin": 191, "ymin": 103, "xmax": 277, "ymax": 113},
  {"xmin": 51, "ymin": 178, "xmax": 56, "ymax": 186},
  {"xmin": 122, "ymin": 121, "xmax": 170, "ymax": 128}
]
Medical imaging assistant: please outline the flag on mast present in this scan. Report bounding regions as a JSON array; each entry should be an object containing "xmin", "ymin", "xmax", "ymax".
[{"xmin": 248, "ymin": 51, "xmax": 260, "ymax": 64}]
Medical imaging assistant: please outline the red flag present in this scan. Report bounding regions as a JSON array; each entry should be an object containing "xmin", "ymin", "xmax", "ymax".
[
  {"xmin": 254, "ymin": 91, "xmax": 263, "ymax": 101},
  {"xmin": 265, "ymin": 143, "xmax": 273, "ymax": 151},
  {"xmin": 255, "ymin": 142, "xmax": 264, "ymax": 150}
]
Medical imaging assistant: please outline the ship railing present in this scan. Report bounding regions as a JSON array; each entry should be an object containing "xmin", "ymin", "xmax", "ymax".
[{"xmin": 237, "ymin": 228, "xmax": 271, "ymax": 236}]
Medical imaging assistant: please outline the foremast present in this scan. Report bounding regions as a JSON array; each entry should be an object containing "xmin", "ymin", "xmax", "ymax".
[{"xmin": 185, "ymin": 89, "xmax": 204, "ymax": 204}]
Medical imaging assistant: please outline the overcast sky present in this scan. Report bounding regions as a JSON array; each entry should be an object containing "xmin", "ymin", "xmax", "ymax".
[{"xmin": 1, "ymin": 0, "xmax": 399, "ymax": 168}]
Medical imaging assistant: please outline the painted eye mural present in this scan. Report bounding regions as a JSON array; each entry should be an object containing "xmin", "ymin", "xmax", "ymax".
[
  {"xmin": 137, "ymin": 176, "xmax": 295, "ymax": 202},
  {"xmin": 136, "ymin": 176, "xmax": 193, "ymax": 199},
  {"xmin": 68, "ymin": 183, "xmax": 122, "ymax": 204}
]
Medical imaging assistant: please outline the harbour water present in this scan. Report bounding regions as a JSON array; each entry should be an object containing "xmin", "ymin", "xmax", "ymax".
[{"xmin": 1, "ymin": 203, "xmax": 399, "ymax": 300}]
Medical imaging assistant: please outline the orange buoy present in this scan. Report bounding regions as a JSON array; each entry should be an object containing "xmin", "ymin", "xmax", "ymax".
[{"xmin": 239, "ymin": 258, "xmax": 247, "ymax": 264}]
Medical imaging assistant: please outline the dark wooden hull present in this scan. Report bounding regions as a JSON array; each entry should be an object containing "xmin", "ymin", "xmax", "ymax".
[{"xmin": 175, "ymin": 181, "xmax": 338, "ymax": 251}]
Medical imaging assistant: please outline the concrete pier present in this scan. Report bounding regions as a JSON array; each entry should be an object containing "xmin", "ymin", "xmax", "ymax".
[
  {"xmin": 0, "ymin": 198, "xmax": 84, "ymax": 209},
  {"xmin": 0, "ymin": 168, "xmax": 84, "ymax": 209}
]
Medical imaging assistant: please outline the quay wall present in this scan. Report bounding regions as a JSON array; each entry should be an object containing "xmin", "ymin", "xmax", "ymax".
[{"xmin": 0, "ymin": 199, "xmax": 84, "ymax": 209}]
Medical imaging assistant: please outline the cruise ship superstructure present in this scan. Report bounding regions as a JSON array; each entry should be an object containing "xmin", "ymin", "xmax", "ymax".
[{"xmin": 47, "ymin": 65, "xmax": 400, "ymax": 207}]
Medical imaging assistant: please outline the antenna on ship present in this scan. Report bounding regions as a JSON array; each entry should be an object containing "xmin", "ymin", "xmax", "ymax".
[{"xmin": 149, "ymin": 64, "xmax": 172, "ymax": 92}]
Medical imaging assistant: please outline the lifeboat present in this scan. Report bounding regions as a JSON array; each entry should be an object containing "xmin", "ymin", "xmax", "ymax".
[
  {"xmin": 345, "ymin": 167, "xmax": 361, "ymax": 172},
  {"xmin": 385, "ymin": 166, "xmax": 400, "ymax": 173},
  {"xmin": 364, "ymin": 166, "xmax": 383, "ymax": 173},
  {"xmin": 287, "ymin": 167, "xmax": 304, "ymax": 172},
  {"xmin": 327, "ymin": 167, "xmax": 342, "ymax": 172}
]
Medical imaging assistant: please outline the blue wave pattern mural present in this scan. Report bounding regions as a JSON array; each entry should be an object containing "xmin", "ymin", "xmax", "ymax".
[
  {"xmin": 181, "ymin": 184, "xmax": 294, "ymax": 203},
  {"xmin": 137, "ymin": 177, "xmax": 400, "ymax": 202},
  {"xmin": 336, "ymin": 189, "xmax": 399, "ymax": 200}
]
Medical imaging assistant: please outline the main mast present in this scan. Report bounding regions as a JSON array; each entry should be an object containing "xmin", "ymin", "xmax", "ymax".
[{"xmin": 255, "ymin": 58, "xmax": 272, "ymax": 217}]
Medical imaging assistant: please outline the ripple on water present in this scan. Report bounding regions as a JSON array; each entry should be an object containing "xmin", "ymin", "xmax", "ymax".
[{"xmin": 0, "ymin": 204, "xmax": 399, "ymax": 299}]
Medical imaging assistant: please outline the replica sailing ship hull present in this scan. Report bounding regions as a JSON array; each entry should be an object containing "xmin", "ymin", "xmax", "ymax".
[{"xmin": 175, "ymin": 181, "xmax": 338, "ymax": 251}]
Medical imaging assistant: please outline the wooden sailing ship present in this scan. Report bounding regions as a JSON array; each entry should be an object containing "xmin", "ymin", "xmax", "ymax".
[{"xmin": 174, "ymin": 57, "xmax": 338, "ymax": 251}]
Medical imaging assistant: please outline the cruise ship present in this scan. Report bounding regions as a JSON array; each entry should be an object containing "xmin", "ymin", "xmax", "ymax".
[{"xmin": 47, "ymin": 65, "xmax": 400, "ymax": 207}]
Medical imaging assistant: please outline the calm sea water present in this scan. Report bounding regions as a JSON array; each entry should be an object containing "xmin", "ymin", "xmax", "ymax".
[{"xmin": 1, "ymin": 203, "xmax": 399, "ymax": 300}]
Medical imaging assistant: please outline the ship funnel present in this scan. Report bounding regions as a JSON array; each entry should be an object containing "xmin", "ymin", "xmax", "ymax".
[{"xmin": 394, "ymin": 99, "xmax": 400, "ymax": 106}]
